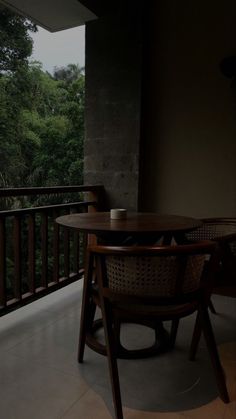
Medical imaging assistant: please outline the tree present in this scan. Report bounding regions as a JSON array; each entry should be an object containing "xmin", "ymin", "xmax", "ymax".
[
  {"xmin": 0, "ymin": 68, "xmax": 26, "ymax": 186},
  {"xmin": 0, "ymin": 8, "xmax": 37, "ymax": 187},
  {"xmin": 0, "ymin": 8, "xmax": 84, "ymax": 190},
  {"xmin": 53, "ymin": 63, "xmax": 84, "ymax": 86},
  {"xmin": 0, "ymin": 8, "xmax": 37, "ymax": 74},
  {"xmin": 16, "ymin": 62, "xmax": 85, "ymax": 187}
]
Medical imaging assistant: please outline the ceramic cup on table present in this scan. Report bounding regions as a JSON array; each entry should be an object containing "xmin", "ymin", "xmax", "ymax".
[{"xmin": 110, "ymin": 209, "xmax": 127, "ymax": 220}]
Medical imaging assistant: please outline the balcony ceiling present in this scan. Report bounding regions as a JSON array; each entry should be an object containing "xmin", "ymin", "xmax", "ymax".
[{"xmin": 0, "ymin": 0, "xmax": 99, "ymax": 32}]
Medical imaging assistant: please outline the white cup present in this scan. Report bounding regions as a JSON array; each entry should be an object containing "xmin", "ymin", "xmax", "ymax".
[{"xmin": 110, "ymin": 209, "xmax": 127, "ymax": 220}]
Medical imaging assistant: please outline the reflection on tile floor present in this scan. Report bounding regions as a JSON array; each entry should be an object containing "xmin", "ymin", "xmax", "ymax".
[{"xmin": 0, "ymin": 280, "xmax": 235, "ymax": 419}]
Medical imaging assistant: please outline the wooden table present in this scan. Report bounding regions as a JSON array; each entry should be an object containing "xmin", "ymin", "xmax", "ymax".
[
  {"xmin": 56, "ymin": 212, "xmax": 202, "ymax": 358},
  {"xmin": 56, "ymin": 212, "xmax": 202, "ymax": 244}
]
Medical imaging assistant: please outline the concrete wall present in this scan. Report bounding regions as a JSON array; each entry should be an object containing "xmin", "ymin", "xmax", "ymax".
[
  {"xmin": 84, "ymin": 4, "xmax": 143, "ymax": 210},
  {"xmin": 140, "ymin": 0, "xmax": 236, "ymax": 217}
]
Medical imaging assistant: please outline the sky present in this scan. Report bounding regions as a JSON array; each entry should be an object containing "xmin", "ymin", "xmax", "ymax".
[{"xmin": 30, "ymin": 26, "xmax": 85, "ymax": 75}]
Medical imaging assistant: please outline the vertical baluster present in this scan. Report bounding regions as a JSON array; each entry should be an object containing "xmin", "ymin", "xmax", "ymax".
[
  {"xmin": 53, "ymin": 211, "xmax": 59, "ymax": 283},
  {"xmin": 82, "ymin": 232, "xmax": 88, "ymax": 271},
  {"xmin": 64, "ymin": 227, "xmax": 70, "ymax": 278},
  {"xmin": 80, "ymin": 206, "xmax": 89, "ymax": 272},
  {"xmin": 71, "ymin": 207, "xmax": 79, "ymax": 273},
  {"xmin": 0, "ymin": 218, "xmax": 6, "ymax": 307},
  {"xmin": 28, "ymin": 214, "xmax": 36, "ymax": 294},
  {"xmin": 41, "ymin": 213, "xmax": 48, "ymax": 288},
  {"xmin": 73, "ymin": 231, "xmax": 79, "ymax": 273},
  {"xmin": 13, "ymin": 216, "xmax": 21, "ymax": 300},
  {"xmin": 85, "ymin": 203, "xmax": 97, "ymax": 247}
]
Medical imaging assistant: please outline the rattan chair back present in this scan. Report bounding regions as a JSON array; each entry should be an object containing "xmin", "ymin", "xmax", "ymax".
[
  {"xmin": 186, "ymin": 218, "xmax": 236, "ymax": 297},
  {"xmin": 105, "ymin": 253, "xmax": 205, "ymax": 297},
  {"xmin": 92, "ymin": 241, "xmax": 217, "ymax": 305},
  {"xmin": 186, "ymin": 218, "xmax": 236, "ymax": 254}
]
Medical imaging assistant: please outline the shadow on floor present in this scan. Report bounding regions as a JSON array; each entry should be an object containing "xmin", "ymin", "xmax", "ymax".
[{"xmin": 79, "ymin": 295, "xmax": 236, "ymax": 415}]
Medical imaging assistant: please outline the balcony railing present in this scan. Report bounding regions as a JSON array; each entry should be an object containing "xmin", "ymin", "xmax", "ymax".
[{"xmin": 0, "ymin": 185, "xmax": 105, "ymax": 316}]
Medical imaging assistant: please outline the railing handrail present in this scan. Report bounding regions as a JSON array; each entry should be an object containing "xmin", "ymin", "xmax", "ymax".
[
  {"xmin": 0, "ymin": 184, "xmax": 105, "ymax": 316},
  {"xmin": 0, "ymin": 184, "xmax": 104, "ymax": 198},
  {"xmin": 0, "ymin": 200, "xmax": 96, "ymax": 217}
]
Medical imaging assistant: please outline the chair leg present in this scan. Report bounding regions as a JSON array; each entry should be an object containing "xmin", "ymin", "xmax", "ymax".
[
  {"xmin": 78, "ymin": 251, "xmax": 94, "ymax": 363},
  {"xmin": 209, "ymin": 299, "xmax": 217, "ymax": 314},
  {"xmin": 190, "ymin": 298, "xmax": 216, "ymax": 361},
  {"xmin": 199, "ymin": 303, "xmax": 229, "ymax": 403},
  {"xmin": 113, "ymin": 317, "xmax": 122, "ymax": 351},
  {"xmin": 154, "ymin": 320, "xmax": 170, "ymax": 350},
  {"xmin": 169, "ymin": 319, "xmax": 180, "ymax": 349},
  {"xmin": 189, "ymin": 311, "xmax": 202, "ymax": 361},
  {"xmin": 101, "ymin": 301, "xmax": 124, "ymax": 419}
]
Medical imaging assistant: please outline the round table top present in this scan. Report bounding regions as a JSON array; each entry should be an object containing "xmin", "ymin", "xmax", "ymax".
[{"xmin": 56, "ymin": 212, "xmax": 202, "ymax": 236}]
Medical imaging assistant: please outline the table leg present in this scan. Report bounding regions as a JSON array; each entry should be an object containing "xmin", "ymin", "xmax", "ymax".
[{"xmin": 78, "ymin": 249, "xmax": 95, "ymax": 363}]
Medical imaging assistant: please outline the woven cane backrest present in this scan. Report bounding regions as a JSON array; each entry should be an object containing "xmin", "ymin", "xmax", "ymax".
[
  {"xmin": 183, "ymin": 255, "xmax": 206, "ymax": 293},
  {"xmin": 105, "ymin": 253, "xmax": 205, "ymax": 297},
  {"xmin": 186, "ymin": 218, "xmax": 236, "ymax": 257},
  {"xmin": 187, "ymin": 219, "xmax": 236, "ymax": 241}
]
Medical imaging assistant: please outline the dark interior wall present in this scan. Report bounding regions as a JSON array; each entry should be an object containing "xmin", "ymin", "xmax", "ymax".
[
  {"xmin": 140, "ymin": 0, "xmax": 236, "ymax": 217},
  {"xmin": 84, "ymin": 0, "xmax": 236, "ymax": 216},
  {"xmin": 84, "ymin": 3, "xmax": 144, "ymax": 210}
]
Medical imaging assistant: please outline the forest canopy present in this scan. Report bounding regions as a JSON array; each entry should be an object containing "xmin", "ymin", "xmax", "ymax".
[{"xmin": 0, "ymin": 8, "xmax": 84, "ymax": 189}]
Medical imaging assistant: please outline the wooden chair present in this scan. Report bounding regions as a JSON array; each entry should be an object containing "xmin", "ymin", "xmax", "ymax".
[
  {"xmin": 78, "ymin": 242, "xmax": 229, "ymax": 419},
  {"xmin": 186, "ymin": 218, "xmax": 236, "ymax": 299}
]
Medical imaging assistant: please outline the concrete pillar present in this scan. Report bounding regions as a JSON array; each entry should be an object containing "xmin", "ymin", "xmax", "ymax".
[{"xmin": 84, "ymin": 3, "xmax": 144, "ymax": 210}]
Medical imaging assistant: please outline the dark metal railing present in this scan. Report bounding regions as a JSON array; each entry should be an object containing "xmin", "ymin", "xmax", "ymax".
[{"xmin": 0, "ymin": 185, "xmax": 105, "ymax": 316}]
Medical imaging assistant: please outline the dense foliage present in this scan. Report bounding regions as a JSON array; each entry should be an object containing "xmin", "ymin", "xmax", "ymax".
[
  {"xmin": 0, "ymin": 9, "xmax": 84, "ymax": 189},
  {"xmin": 0, "ymin": 9, "xmax": 85, "ymax": 296},
  {"xmin": 0, "ymin": 8, "xmax": 37, "ymax": 73}
]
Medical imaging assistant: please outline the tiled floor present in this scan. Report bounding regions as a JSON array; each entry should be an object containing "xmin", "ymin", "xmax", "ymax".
[{"xmin": 0, "ymin": 281, "xmax": 235, "ymax": 419}]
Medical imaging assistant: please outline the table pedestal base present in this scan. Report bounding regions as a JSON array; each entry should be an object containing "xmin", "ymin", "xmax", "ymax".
[{"xmin": 85, "ymin": 319, "xmax": 172, "ymax": 359}]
